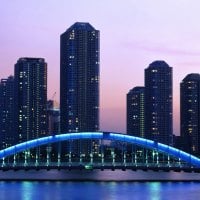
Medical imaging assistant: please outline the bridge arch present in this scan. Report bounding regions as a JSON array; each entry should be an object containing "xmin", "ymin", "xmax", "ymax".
[{"xmin": 0, "ymin": 132, "xmax": 200, "ymax": 167}]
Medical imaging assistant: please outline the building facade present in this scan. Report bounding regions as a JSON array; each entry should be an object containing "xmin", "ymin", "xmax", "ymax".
[
  {"xmin": 0, "ymin": 76, "xmax": 15, "ymax": 149},
  {"xmin": 180, "ymin": 73, "xmax": 200, "ymax": 155},
  {"xmin": 60, "ymin": 22, "xmax": 99, "ymax": 134},
  {"xmin": 47, "ymin": 100, "xmax": 60, "ymax": 135},
  {"xmin": 127, "ymin": 87, "xmax": 145, "ymax": 137},
  {"xmin": 145, "ymin": 61, "xmax": 173, "ymax": 145},
  {"xmin": 14, "ymin": 58, "xmax": 48, "ymax": 144}
]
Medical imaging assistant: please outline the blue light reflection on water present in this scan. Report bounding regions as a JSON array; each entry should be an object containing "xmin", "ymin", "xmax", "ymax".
[
  {"xmin": 0, "ymin": 181, "xmax": 200, "ymax": 200},
  {"xmin": 149, "ymin": 182, "xmax": 161, "ymax": 200}
]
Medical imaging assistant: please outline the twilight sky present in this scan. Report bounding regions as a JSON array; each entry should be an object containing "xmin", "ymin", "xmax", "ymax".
[{"xmin": 1, "ymin": 0, "xmax": 200, "ymax": 135}]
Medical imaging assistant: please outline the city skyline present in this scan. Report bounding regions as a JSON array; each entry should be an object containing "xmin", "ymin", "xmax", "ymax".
[{"xmin": 1, "ymin": 1, "xmax": 200, "ymax": 135}]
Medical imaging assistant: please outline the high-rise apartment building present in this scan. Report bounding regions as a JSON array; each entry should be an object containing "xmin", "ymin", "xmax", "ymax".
[
  {"xmin": 60, "ymin": 22, "xmax": 99, "ymax": 134},
  {"xmin": 47, "ymin": 100, "xmax": 60, "ymax": 135},
  {"xmin": 14, "ymin": 58, "xmax": 47, "ymax": 143},
  {"xmin": 127, "ymin": 87, "xmax": 145, "ymax": 137},
  {"xmin": 145, "ymin": 61, "xmax": 173, "ymax": 145},
  {"xmin": 180, "ymin": 73, "xmax": 200, "ymax": 155},
  {"xmin": 0, "ymin": 76, "xmax": 15, "ymax": 149}
]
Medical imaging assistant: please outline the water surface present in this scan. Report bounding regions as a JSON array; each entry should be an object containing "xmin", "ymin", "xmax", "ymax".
[{"xmin": 0, "ymin": 181, "xmax": 200, "ymax": 200}]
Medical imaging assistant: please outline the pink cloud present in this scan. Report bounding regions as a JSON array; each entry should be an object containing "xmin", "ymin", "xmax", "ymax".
[{"xmin": 123, "ymin": 41, "xmax": 200, "ymax": 57}]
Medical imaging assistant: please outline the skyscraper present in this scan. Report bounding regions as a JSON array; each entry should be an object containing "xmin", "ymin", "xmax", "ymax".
[
  {"xmin": 127, "ymin": 87, "xmax": 145, "ymax": 137},
  {"xmin": 47, "ymin": 100, "xmax": 60, "ymax": 135},
  {"xmin": 0, "ymin": 76, "xmax": 15, "ymax": 149},
  {"xmin": 14, "ymin": 58, "xmax": 47, "ymax": 143},
  {"xmin": 60, "ymin": 22, "xmax": 99, "ymax": 134},
  {"xmin": 145, "ymin": 61, "xmax": 173, "ymax": 145},
  {"xmin": 180, "ymin": 73, "xmax": 200, "ymax": 155}
]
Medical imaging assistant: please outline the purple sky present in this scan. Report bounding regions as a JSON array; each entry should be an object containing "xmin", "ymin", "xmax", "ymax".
[{"xmin": 1, "ymin": 0, "xmax": 200, "ymax": 135}]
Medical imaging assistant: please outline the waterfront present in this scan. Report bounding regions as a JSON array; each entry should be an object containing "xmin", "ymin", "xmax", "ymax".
[
  {"xmin": 0, "ymin": 181, "xmax": 200, "ymax": 199},
  {"xmin": 1, "ymin": 169, "xmax": 200, "ymax": 181}
]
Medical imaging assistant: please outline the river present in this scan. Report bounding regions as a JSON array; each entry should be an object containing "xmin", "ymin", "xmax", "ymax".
[
  {"xmin": 0, "ymin": 170, "xmax": 200, "ymax": 199},
  {"xmin": 0, "ymin": 181, "xmax": 200, "ymax": 199}
]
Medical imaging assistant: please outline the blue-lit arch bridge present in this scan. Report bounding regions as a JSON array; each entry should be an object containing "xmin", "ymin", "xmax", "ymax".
[{"xmin": 1, "ymin": 132, "xmax": 200, "ymax": 172}]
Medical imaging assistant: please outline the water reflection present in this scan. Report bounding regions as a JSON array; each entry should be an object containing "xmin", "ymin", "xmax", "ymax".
[
  {"xmin": 0, "ymin": 181, "xmax": 199, "ymax": 199},
  {"xmin": 149, "ymin": 182, "xmax": 161, "ymax": 200},
  {"xmin": 22, "ymin": 182, "xmax": 33, "ymax": 200}
]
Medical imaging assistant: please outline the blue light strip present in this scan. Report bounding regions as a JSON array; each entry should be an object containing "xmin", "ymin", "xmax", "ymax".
[{"xmin": 0, "ymin": 132, "xmax": 200, "ymax": 167}]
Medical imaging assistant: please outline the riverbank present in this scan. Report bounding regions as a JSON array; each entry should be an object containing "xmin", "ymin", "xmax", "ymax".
[{"xmin": 0, "ymin": 169, "xmax": 200, "ymax": 181}]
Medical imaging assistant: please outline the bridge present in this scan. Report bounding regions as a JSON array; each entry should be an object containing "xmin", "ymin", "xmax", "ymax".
[{"xmin": 0, "ymin": 132, "xmax": 200, "ymax": 172}]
